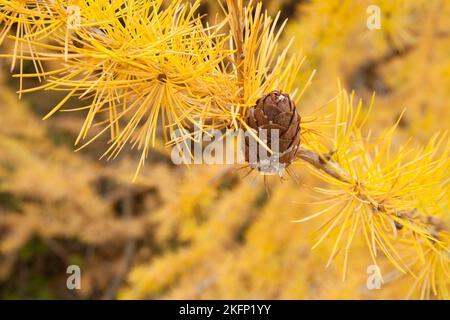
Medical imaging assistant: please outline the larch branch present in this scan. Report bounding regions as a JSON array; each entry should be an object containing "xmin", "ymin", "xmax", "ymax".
[{"xmin": 296, "ymin": 146, "xmax": 448, "ymax": 237}]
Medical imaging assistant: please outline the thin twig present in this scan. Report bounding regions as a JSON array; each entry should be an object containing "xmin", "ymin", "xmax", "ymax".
[
  {"xmin": 296, "ymin": 147, "xmax": 350, "ymax": 182},
  {"xmin": 227, "ymin": 0, "xmax": 245, "ymax": 95},
  {"xmin": 102, "ymin": 187, "xmax": 136, "ymax": 300}
]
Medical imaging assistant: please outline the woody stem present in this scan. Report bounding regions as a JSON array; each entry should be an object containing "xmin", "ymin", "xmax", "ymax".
[
  {"xmin": 228, "ymin": 0, "xmax": 245, "ymax": 96},
  {"xmin": 296, "ymin": 147, "xmax": 350, "ymax": 183}
]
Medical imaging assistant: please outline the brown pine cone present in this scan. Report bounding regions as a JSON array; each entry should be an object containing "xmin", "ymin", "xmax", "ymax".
[{"xmin": 244, "ymin": 90, "xmax": 301, "ymax": 174}]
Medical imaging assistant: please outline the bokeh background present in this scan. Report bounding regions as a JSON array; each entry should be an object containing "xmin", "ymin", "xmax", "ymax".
[{"xmin": 0, "ymin": 0, "xmax": 449, "ymax": 299}]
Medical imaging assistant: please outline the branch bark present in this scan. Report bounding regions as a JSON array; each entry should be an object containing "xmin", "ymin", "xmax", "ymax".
[
  {"xmin": 227, "ymin": 0, "xmax": 245, "ymax": 97},
  {"xmin": 296, "ymin": 147, "xmax": 350, "ymax": 182}
]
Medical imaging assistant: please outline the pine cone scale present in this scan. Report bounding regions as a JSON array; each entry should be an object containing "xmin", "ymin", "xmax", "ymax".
[
  {"xmin": 253, "ymin": 108, "xmax": 269, "ymax": 126},
  {"xmin": 273, "ymin": 112, "xmax": 293, "ymax": 126}
]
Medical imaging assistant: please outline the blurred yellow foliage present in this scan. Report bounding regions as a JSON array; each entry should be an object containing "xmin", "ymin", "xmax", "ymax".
[{"xmin": 0, "ymin": 0, "xmax": 448, "ymax": 300}]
